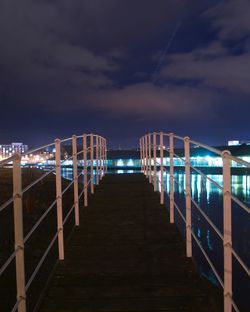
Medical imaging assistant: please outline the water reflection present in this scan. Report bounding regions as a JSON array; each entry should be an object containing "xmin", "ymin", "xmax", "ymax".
[
  {"xmin": 158, "ymin": 173, "xmax": 249, "ymax": 204},
  {"xmin": 116, "ymin": 169, "xmax": 135, "ymax": 174},
  {"xmin": 232, "ymin": 175, "xmax": 250, "ymax": 202},
  {"xmin": 60, "ymin": 168, "xmax": 140, "ymax": 180},
  {"xmin": 61, "ymin": 167, "xmax": 74, "ymax": 180},
  {"xmin": 160, "ymin": 172, "xmax": 249, "ymax": 311}
]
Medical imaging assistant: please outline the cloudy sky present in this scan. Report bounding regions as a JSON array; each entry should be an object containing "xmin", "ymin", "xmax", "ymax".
[{"xmin": 0, "ymin": 0, "xmax": 249, "ymax": 148}]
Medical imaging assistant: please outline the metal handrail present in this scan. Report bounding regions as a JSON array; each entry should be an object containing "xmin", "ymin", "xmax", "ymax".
[
  {"xmin": 190, "ymin": 198, "xmax": 223, "ymax": 240},
  {"xmin": 231, "ymin": 247, "xmax": 250, "ymax": 277},
  {"xmin": 0, "ymin": 249, "xmax": 18, "ymax": 276},
  {"xmin": 191, "ymin": 229, "xmax": 224, "ymax": 288},
  {"xmin": 171, "ymin": 151, "xmax": 223, "ymax": 193},
  {"xmin": 0, "ymin": 154, "xmax": 19, "ymax": 166},
  {"xmin": 3, "ymin": 134, "xmax": 106, "ymax": 161},
  {"xmin": 189, "ymin": 139, "xmax": 222, "ymax": 156},
  {"xmin": 140, "ymin": 132, "xmax": 249, "ymax": 312},
  {"xmin": 173, "ymin": 202, "xmax": 185, "ymax": 223},
  {"xmin": 231, "ymin": 195, "xmax": 250, "ymax": 214},
  {"xmin": 0, "ymin": 132, "xmax": 107, "ymax": 312},
  {"xmin": 22, "ymin": 168, "xmax": 55, "ymax": 194},
  {"xmin": 76, "ymin": 149, "xmax": 84, "ymax": 156},
  {"xmin": 76, "ymin": 133, "xmax": 106, "ymax": 140},
  {"xmin": 61, "ymin": 180, "xmax": 74, "ymax": 196},
  {"xmin": 61, "ymin": 155, "xmax": 74, "ymax": 163},
  {"xmin": 25, "ymin": 231, "xmax": 59, "ymax": 291},
  {"xmin": 0, "ymin": 197, "xmax": 14, "ymax": 213},
  {"xmin": 22, "ymin": 142, "xmax": 55, "ymax": 157},
  {"xmin": 23, "ymin": 199, "xmax": 57, "ymax": 244},
  {"xmin": 172, "ymin": 134, "xmax": 185, "ymax": 141},
  {"xmin": 232, "ymin": 300, "xmax": 240, "ymax": 312},
  {"xmin": 227, "ymin": 154, "xmax": 250, "ymax": 168},
  {"xmin": 173, "ymin": 151, "xmax": 185, "ymax": 162},
  {"xmin": 11, "ymin": 298, "xmax": 22, "ymax": 312},
  {"xmin": 168, "ymin": 146, "xmax": 249, "ymax": 220},
  {"xmin": 144, "ymin": 131, "xmax": 223, "ymax": 156},
  {"xmin": 60, "ymin": 137, "xmax": 72, "ymax": 143},
  {"xmin": 190, "ymin": 165, "xmax": 223, "ymax": 190}
]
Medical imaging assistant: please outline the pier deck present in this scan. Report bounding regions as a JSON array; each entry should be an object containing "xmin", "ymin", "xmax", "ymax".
[{"xmin": 39, "ymin": 174, "xmax": 221, "ymax": 312}]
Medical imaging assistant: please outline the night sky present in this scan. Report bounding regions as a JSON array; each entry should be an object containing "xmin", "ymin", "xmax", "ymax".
[{"xmin": 0, "ymin": 0, "xmax": 250, "ymax": 148}]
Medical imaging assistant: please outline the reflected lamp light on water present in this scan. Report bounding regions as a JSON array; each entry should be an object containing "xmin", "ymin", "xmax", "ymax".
[
  {"xmin": 127, "ymin": 159, "xmax": 134, "ymax": 166},
  {"xmin": 117, "ymin": 159, "xmax": 124, "ymax": 167}
]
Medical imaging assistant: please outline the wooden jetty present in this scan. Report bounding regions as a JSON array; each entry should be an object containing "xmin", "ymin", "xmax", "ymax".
[{"xmin": 38, "ymin": 174, "xmax": 221, "ymax": 312}]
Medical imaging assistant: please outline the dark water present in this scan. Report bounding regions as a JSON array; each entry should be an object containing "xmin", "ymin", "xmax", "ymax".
[{"xmin": 159, "ymin": 172, "xmax": 250, "ymax": 312}]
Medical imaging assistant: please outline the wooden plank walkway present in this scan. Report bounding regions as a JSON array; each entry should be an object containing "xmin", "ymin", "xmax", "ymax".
[{"xmin": 39, "ymin": 174, "xmax": 222, "ymax": 312}]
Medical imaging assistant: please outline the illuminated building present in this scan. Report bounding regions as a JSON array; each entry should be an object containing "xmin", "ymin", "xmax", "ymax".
[
  {"xmin": 0, "ymin": 142, "xmax": 28, "ymax": 159},
  {"xmin": 228, "ymin": 140, "xmax": 240, "ymax": 146}
]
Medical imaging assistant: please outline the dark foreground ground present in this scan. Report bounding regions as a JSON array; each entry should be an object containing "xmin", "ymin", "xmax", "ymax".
[{"xmin": 38, "ymin": 174, "xmax": 222, "ymax": 312}]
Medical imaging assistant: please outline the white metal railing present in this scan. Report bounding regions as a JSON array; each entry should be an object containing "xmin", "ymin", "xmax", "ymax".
[
  {"xmin": 0, "ymin": 133, "xmax": 107, "ymax": 312},
  {"xmin": 140, "ymin": 132, "xmax": 250, "ymax": 312}
]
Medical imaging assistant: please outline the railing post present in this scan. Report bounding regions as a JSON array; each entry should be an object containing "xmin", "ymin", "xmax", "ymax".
[
  {"xmin": 104, "ymin": 138, "xmax": 106, "ymax": 176},
  {"xmin": 222, "ymin": 150, "xmax": 232, "ymax": 312},
  {"xmin": 55, "ymin": 138, "xmax": 64, "ymax": 260},
  {"xmin": 142, "ymin": 136, "xmax": 146, "ymax": 175},
  {"xmin": 145, "ymin": 135, "xmax": 148, "ymax": 178},
  {"xmin": 148, "ymin": 133, "xmax": 152, "ymax": 184},
  {"xmin": 105, "ymin": 138, "xmax": 108, "ymax": 174},
  {"xmin": 141, "ymin": 137, "xmax": 144, "ymax": 174},
  {"xmin": 140, "ymin": 138, "xmax": 142, "ymax": 172},
  {"xmin": 72, "ymin": 135, "xmax": 79, "ymax": 226},
  {"xmin": 153, "ymin": 132, "xmax": 157, "ymax": 191},
  {"xmin": 90, "ymin": 134, "xmax": 94, "ymax": 194},
  {"xmin": 13, "ymin": 154, "xmax": 26, "ymax": 312},
  {"xmin": 99, "ymin": 137, "xmax": 102, "ymax": 180},
  {"xmin": 184, "ymin": 137, "xmax": 192, "ymax": 257},
  {"xmin": 101, "ymin": 137, "xmax": 104, "ymax": 179},
  {"xmin": 96, "ymin": 136, "xmax": 99, "ymax": 185},
  {"xmin": 100, "ymin": 137, "xmax": 103, "ymax": 180},
  {"xmin": 83, "ymin": 134, "xmax": 88, "ymax": 207},
  {"xmin": 169, "ymin": 133, "xmax": 174, "ymax": 223},
  {"xmin": 160, "ymin": 132, "xmax": 164, "ymax": 205}
]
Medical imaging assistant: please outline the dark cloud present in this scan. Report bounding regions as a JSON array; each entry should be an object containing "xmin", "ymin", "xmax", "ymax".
[
  {"xmin": 204, "ymin": 0, "xmax": 250, "ymax": 41},
  {"xmin": 160, "ymin": 42, "xmax": 250, "ymax": 94},
  {"xmin": 85, "ymin": 83, "xmax": 218, "ymax": 119},
  {"xmin": 0, "ymin": 0, "xmax": 207, "ymax": 108},
  {"xmin": 0, "ymin": 0, "xmax": 249, "ymax": 146}
]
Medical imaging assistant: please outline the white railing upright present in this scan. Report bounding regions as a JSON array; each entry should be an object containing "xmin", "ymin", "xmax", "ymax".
[
  {"xmin": 184, "ymin": 136, "xmax": 192, "ymax": 258},
  {"xmin": 153, "ymin": 132, "xmax": 157, "ymax": 192},
  {"xmin": 13, "ymin": 154, "xmax": 26, "ymax": 312},
  {"xmin": 169, "ymin": 133, "xmax": 174, "ymax": 224},
  {"xmin": 72, "ymin": 135, "xmax": 79, "ymax": 226},
  {"xmin": 222, "ymin": 150, "xmax": 233, "ymax": 310},
  {"xmin": 55, "ymin": 138, "xmax": 64, "ymax": 260},
  {"xmin": 160, "ymin": 132, "xmax": 164, "ymax": 205}
]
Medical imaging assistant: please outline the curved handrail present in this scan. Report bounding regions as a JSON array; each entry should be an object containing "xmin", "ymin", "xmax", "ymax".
[
  {"xmin": 0, "ymin": 154, "xmax": 19, "ymax": 166},
  {"xmin": 189, "ymin": 139, "xmax": 222, "ymax": 156},
  {"xmin": 0, "ymin": 132, "xmax": 107, "ymax": 312},
  {"xmin": 142, "ymin": 132, "xmax": 224, "ymax": 156},
  {"xmin": 22, "ymin": 142, "xmax": 55, "ymax": 157},
  {"xmin": 140, "ymin": 131, "xmax": 250, "ymax": 312},
  {"xmin": 227, "ymin": 154, "xmax": 250, "ymax": 168}
]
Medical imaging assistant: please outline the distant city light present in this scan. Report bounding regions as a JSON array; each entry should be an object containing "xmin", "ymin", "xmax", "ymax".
[
  {"xmin": 0, "ymin": 142, "xmax": 28, "ymax": 159},
  {"xmin": 228, "ymin": 140, "xmax": 240, "ymax": 146}
]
